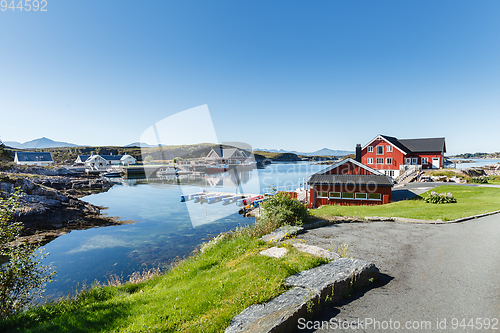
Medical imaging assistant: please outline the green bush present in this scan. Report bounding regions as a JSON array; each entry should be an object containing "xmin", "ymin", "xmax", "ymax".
[
  {"xmin": 239, "ymin": 191, "xmax": 307, "ymax": 237},
  {"xmin": 424, "ymin": 191, "xmax": 457, "ymax": 204},
  {"xmin": 469, "ymin": 176, "xmax": 489, "ymax": 184}
]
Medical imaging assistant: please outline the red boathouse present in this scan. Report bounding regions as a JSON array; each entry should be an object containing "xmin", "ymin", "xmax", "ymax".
[{"xmin": 308, "ymin": 158, "xmax": 393, "ymax": 208}]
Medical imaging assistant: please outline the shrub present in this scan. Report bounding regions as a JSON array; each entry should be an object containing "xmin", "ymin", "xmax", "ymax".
[
  {"xmin": 237, "ymin": 191, "xmax": 307, "ymax": 237},
  {"xmin": 0, "ymin": 190, "xmax": 55, "ymax": 319},
  {"xmin": 424, "ymin": 191, "xmax": 457, "ymax": 204},
  {"xmin": 469, "ymin": 176, "xmax": 489, "ymax": 184}
]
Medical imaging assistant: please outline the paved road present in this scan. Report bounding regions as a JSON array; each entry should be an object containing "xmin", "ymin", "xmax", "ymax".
[{"xmin": 294, "ymin": 215, "xmax": 500, "ymax": 332}]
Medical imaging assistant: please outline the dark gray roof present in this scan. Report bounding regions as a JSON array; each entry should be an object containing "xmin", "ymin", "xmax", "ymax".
[
  {"xmin": 398, "ymin": 138, "xmax": 446, "ymax": 153},
  {"xmin": 77, "ymin": 155, "xmax": 91, "ymax": 162},
  {"xmin": 308, "ymin": 174, "xmax": 393, "ymax": 187},
  {"xmin": 15, "ymin": 152, "xmax": 53, "ymax": 162},
  {"xmin": 379, "ymin": 135, "xmax": 412, "ymax": 154}
]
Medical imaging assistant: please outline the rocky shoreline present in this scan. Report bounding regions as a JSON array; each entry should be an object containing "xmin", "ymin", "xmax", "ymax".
[{"xmin": 0, "ymin": 165, "xmax": 126, "ymax": 244}]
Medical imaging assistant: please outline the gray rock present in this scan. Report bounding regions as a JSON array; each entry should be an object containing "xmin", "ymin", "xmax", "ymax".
[
  {"xmin": 260, "ymin": 247, "xmax": 288, "ymax": 258},
  {"xmin": 261, "ymin": 225, "xmax": 304, "ymax": 243},
  {"xmin": 293, "ymin": 243, "xmax": 340, "ymax": 260},
  {"xmin": 285, "ymin": 258, "xmax": 379, "ymax": 302},
  {"xmin": 225, "ymin": 287, "xmax": 319, "ymax": 333}
]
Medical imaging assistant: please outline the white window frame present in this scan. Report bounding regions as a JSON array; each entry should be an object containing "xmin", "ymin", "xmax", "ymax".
[
  {"xmin": 367, "ymin": 158, "xmax": 373, "ymax": 165},
  {"xmin": 386, "ymin": 158, "xmax": 392, "ymax": 165},
  {"xmin": 329, "ymin": 192, "xmax": 341, "ymax": 199},
  {"xmin": 386, "ymin": 145, "xmax": 393, "ymax": 152},
  {"xmin": 376, "ymin": 146, "xmax": 384, "ymax": 155},
  {"xmin": 404, "ymin": 158, "xmax": 411, "ymax": 165},
  {"xmin": 317, "ymin": 191, "xmax": 328, "ymax": 198},
  {"xmin": 342, "ymin": 192, "xmax": 355, "ymax": 200},
  {"xmin": 368, "ymin": 193, "xmax": 382, "ymax": 200},
  {"xmin": 367, "ymin": 146, "xmax": 373, "ymax": 153},
  {"xmin": 376, "ymin": 158, "xmax": 384, "ymax": 164},
  {"xmin": 355, "ymin": 193, "xmax": 368, "ymax": 200}
]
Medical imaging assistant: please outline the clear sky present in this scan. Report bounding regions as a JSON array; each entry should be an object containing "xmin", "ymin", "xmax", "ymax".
[{"xmin": 1, "ymin": 1, "xmax": 499, "ymax": 154}]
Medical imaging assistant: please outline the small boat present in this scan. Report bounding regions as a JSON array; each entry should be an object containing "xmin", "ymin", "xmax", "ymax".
[
  {"xmin": 237, "ymin": 195, "xmax": 263, "ymax": 207},
  {"xmin": 204, "ymin": 164, "xmax": 228, "ymax": 174},
  {"xmin": 102, "ymin": 171, "xmax": 121, "ymax": 177},
  {"xmin": 180, "ymin": 192, "xmax": 205, "ymax": 202},
  {"xmin": 157, "ymin": 167, "xmax": 177, "ymax": 176}
]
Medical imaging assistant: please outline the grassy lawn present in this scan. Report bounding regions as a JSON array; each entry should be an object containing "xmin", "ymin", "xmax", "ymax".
[
  {"xmin": 0, "ymin": 236, "xmax": 327, "ymax": 333},
  {"xmin": 311, "ymin": 185, "xmax": 500, "ymax": 222}
]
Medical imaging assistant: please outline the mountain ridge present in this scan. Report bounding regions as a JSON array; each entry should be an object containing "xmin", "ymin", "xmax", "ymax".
[{"xmin": 254, "ymin": 147, "xmax": 353, "ymax": 156}]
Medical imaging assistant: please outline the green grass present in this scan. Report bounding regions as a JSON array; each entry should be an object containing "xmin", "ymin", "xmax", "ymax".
[
  {"xmin": 0, "ymin": 236, "xmax": 327, "ymax": 333},
  {"xmin": 311, "ymin": 185, "xmax": 500, "ymax": 222},
  {"xmin": 487, "ymin": 176, "xmax": 500, "ymax": 185}
]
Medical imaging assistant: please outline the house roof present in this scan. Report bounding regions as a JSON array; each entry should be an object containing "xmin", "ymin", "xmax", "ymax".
[
  {"xmin": 314, "ymin": 158, "xmax": 384, "ymax": 176},
  {"xmin": 362, "ymin": 134, "xmax": 446, "ymax": 154},
  {"xmin": 15, "ymin": 152, "xmax": 53, "ymax": 162},
  {"xmin": 207, "ymin": 148, "xmax": 248, "ymax": 159},
  {"xmin": 308, "ymin": 174, "xmax": 393, "ymax": 187},
  {"xmin": 77, "ymin": 154, "xmax": 135, "ymax": 162},
  {"xmin": 398, "ymin": 138, "xmax": 446, "ymax": 153}
]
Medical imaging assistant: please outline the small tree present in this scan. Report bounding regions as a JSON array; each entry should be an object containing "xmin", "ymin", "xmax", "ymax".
[{"xmin": 0, "ymin": 190, "xmax": 55, "ymax": 319}]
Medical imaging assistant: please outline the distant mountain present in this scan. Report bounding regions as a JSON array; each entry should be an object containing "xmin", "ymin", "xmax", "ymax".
[
  {"xmin": 4, "ymin": 137, "xmax": 78, "ymax": 149},
  {"xmin": 254, "ymin": 147, "xmax": 353, "ymax": 156},
  {"xmin": 125, "ymin": 142, "xmax": 156, "ymax": 148}
]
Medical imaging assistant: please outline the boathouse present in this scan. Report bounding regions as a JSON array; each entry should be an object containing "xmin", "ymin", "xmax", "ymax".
[
  {"xmin": 75, "ymin": 154, "xmax": 136, "ymax": 167},
  {"xmin": 308, "ymin": 157, "xmax": 393, "ymax": 208},
  {"xmin": 14, "ymin": 152, "xmax": 54, "ymax": 166}
]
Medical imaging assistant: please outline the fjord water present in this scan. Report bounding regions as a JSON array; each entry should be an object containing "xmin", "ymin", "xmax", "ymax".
[{"xmin": 42, "ymin": 162, "xmax": 325, "ymax": 299}]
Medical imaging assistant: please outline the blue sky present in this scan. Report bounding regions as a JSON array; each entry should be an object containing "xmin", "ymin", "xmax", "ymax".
[{"xmin": 1, "ymin": 1, "xmax": 499, "ymax": 154}]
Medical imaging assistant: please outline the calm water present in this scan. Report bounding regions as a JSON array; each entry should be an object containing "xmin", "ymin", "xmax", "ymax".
[
  {"xmin": 42, "ymin": 162, "xmax": 325, "ymax": 299},
  {"xmin": 451, "ymin": 158, "xmax": 500, "ymax": 169}
]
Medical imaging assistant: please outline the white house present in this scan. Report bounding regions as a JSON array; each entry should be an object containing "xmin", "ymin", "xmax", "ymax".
[
  {"xmin": 14, "ymin": 152, "xmax": 54, "ymax": 166},
  {"xmin": 205, "ymin": 148, "xmax": 251, "ymax": 164},
  {"xmin": 75, "ymin": 154, "xmax": 137, "ymax": 168}
]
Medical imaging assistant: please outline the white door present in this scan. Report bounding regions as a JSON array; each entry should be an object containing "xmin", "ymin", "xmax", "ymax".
[
  {"xmin": 432, "ymin": 158, "xmax": 440, "ymax": 169},
  {"xmin": 412, "ymin": 158, "xmax": 418, "ymax": 165}
]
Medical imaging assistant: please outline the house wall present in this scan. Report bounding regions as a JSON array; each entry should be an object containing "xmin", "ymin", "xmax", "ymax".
[
  {"xmin": 361, "ymin": 138, "xmax": 405, "ymax": 172},
  {"xmin": 362, "ymin": 138, "xmax": 445, "ymax": 173},
  {"xmin": 309, "ymin": 184, "xmax": 392, "ymax": 208},
  {"xmin": 15, "ymin": 161, "xmax": 53, "ymax": 166}
]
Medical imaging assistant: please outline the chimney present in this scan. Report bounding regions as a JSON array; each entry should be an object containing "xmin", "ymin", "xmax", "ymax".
[{"xmin": 355, "ymin": 144, "xmax": 362, "ymax": 162}]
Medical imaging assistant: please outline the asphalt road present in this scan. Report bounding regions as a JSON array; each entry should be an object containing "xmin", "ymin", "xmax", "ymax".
[{"xmin": 294, "ymin": 215, "xmax": 500, "ymax": 332}]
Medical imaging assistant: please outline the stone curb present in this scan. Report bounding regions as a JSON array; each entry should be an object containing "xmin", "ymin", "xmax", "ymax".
[{"xmin": 225, "ymin": 258, "xmax": 379, "ymax": 333}]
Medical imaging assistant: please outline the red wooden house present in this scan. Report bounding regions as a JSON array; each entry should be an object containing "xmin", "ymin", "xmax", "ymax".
[
  {"xmin": 361, "ymin": 134, "xmax": 446, "ymax": 179},
  {"xmin": 308, "ymin": 158, "xmax": 393, "ymax": 208}
]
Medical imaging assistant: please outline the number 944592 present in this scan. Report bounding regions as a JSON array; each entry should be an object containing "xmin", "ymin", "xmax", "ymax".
[{"xmin": 1, "ymin": 0, "xmax": 48, "ymax": 11}]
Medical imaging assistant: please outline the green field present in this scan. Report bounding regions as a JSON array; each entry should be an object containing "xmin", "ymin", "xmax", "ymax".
[
  {"xmin": 1, "ymin": 237, "xmax": 327, "ymax": 333},
  {"xmin": 311, "ymin": 185, "xmax": 500, "ymax": 222}
]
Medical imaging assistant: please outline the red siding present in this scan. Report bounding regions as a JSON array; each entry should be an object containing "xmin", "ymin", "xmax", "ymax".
[
  {"xmin": 310, "ymin": 184, "xmax": 392, "ymax": 208},
  {"xmin": 361, "ymin": 139, "xmax": 404, "ymax": 171},
  {"xmin": 361, "ymin": 138, "xmax": 445, "ymax": 170}
]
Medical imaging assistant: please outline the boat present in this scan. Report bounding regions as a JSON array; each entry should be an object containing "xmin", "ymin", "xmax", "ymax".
[
  {"xmin": 156, "ymin": 167, "xmax": 177, "ymax": 176},
  {"xmin": 204, "ymin": 164, "xmax": 228, "ymax": 174},
  {"xmin": 102, "ymin": 171, "xmax": 121, "ymax": 177},
  {"xmin": 237, "ymin": 195, "xmax": 263, "ymax": 206}
]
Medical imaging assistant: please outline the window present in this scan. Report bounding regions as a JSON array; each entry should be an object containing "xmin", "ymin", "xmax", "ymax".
[
  {"xmin": 368, "ymin": 193, "xmax": 381, "ymax": 200},
  {"xmin": 367, "ymin": 146, "xmax": 373, "ymax": 153},
  {"xmin": 386, "ymin": 158, "xmax": 393, "ymax": 165},
  {"xmin": 405, "ymin": 158, "xmax": 411, "ymax": 165},
  {"xmin": 342, "ymin": 192, "xmax": 354, "ymax": 199},
  {"xmin": 376, "ymin": 158, "xmax": 384, "ymax": 164},
  {"xmin": 367, "ymin": 158, "xmax": 373, "ymax": 164},
  {"xmin": 387, "ymin": 146, "xmax": 393, "ymax": 152},
  {"xmin": 422, "ymin": 157, "xmax": 428, "ymax": 164},
  {"xmin": 376, "ymin": 146, "xmax": 384, "ymax": 155},
  {"xmin": 355, "ymin": 193, "xmax": 368, "ymax": 200},
  {"xmin": 329, "ymin": 192, "xmax": 341, "ymax": 199},
  {"xmin": 317, "ymin": 191, "xmax": 328, "ymax": 198}
]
